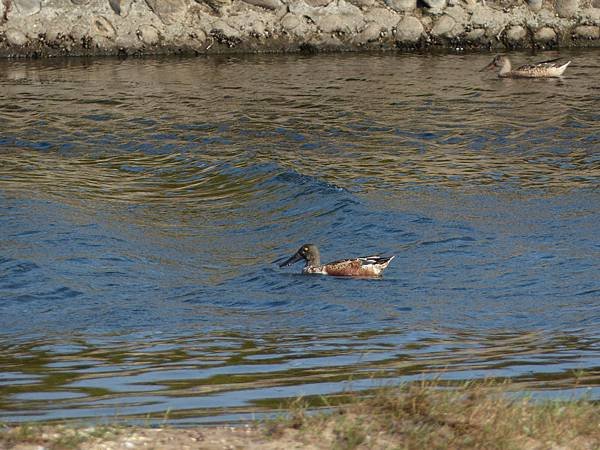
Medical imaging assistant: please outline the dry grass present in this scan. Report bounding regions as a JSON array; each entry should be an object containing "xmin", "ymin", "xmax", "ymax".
[
  {"xmin": 1, "ymin": 381, "xmax": 598, "ymax": 450},
  {"xmin": 265, "ymin": 380, "xmax": 599, "ymax": 450}
]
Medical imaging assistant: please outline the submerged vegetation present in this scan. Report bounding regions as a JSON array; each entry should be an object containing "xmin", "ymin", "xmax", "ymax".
[{"xmin": 1, "ymin": 381, "xmax": 598, "ymax": 449}]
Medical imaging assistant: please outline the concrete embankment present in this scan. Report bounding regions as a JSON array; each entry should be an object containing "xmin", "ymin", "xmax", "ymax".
[{"xmin": 1, "ymin": 0, "xmax": 600, "ymax": 57}]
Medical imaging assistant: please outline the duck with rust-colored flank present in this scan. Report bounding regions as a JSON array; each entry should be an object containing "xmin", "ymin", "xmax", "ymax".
[
  {"xmin": 279, "ymin": 244, "xmax": 394, "ymax": 277},
  {"xmin": 481, "ymin": 55, "xmax": 571, "ymax": 78}
]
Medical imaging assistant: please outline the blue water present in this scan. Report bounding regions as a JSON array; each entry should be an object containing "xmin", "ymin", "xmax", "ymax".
[{"xmin": 0, "ymin": 51, "xmax": 599, "ymax": 424}]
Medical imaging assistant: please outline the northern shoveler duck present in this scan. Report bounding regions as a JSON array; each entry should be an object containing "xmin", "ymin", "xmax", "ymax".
[
  {"xmin": 279, "ymin": 244, "xmax": 394, "ymax": 277},
  {"xmin": 480, "ymin": 55, "xmax": 571, "ymax": 78}
]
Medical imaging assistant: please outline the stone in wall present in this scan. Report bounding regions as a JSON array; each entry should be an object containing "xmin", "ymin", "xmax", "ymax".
[
  {"xmin": 288, "ymin": 0, "xmax": 365, "ymax": 35},
  {"xmin": 92, "ymin": 16, "xmax": 117, "ymax": 39},
  {"xmin": 385, "ymin": 0, "xmax": 416, "ymax": 13},
  {"xmin": 534, "ymin": 26, "xmax": 557, "ymax": 43},
  {"xmin": 5, "ymin": 28, "xmax": 28, "ymax": 45},
  {"xmin": 10, "ymin": 0, "xmax": 41, "ymax": 17},
  {"xmin": 555, "ymin": 0, "xmax": 578, "ymax": 18},
  {"xmin": 1, "ymin": 0, "xmax": 600, "ymax": 57},
  {"xmin": 580, "ymin": 8, "xmax": 600, "ymax": 25},
  {"xmin": 574, "ymin": 25, "xmax": 600, "ymax": 39},
  {"xmin": 471, "ymin": 4, "xmax": 508, "ymax": 38},
  {"xmin": 432, "ymin": 14, "xmax": 459, "ymax": 38},
  {"xmin": 506, "ymin": 25, "xmax": 527, "ymax": 44},
  {"xmin": 241, "ymin": 0, "xmax": 283, "ymax": 11},
  {"xmin": 396, "ymin": 16, "xmax": 423, "ymax": 42},
  {"xmin": 363, "ymin": 7, "xmax": 400, "ymax": 31},
  {"xmin": 109, "ymin": 0, "xmax": 134, "ymax": 17},
  {"xmin": 137, "ymin": 24, "xmax": 160, "ymax": 45},
  {"xmin": 465, "ymin": 28, "xmax": 486, "ymax": 43},
  {"xmin": 527, "ymin": 0, "xmax": 543, "ymax": 12},
  {"xmin": 422, "ymin": 0, "xmax": 447, "ymax": 13},
  {"xmin": 356, "ymin": 22, "xmax": 384, "ymax": 43},
  {"xmin": 305, "ymin": 0, "xmax": 332, "ymax": 6},
  {"xmin": 347, "ymin": 0, "xmax": 377, "ymax": 8},
  {"xmin": 145, "ymin": 0, "xmax": 188, "ymax": 25}
]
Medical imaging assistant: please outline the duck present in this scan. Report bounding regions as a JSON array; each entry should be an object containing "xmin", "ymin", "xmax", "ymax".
[
  {"xmin": 480, "ymin": 55, "xmax": 571, "ymax": 78},
  {"xmin": 279, "ymin": 244, "xmax": 394, "ymax": 277}
]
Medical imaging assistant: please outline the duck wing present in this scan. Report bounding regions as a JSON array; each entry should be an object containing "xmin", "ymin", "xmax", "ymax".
[
  {"xmin": 358, "ymin": 255, "xmax": 395, "ymax": 265},
  {"xmin": 322, "ymin": 255, "xmax": 395, "ymax": 277},
  {"xmin": 516, "ymin": 57, "xmax": 563, "ymax": 71}
]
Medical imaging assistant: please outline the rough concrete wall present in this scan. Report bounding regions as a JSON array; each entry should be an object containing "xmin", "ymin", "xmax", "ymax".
[{"xmin": 0, "ymin": 0, "xmax": 599, "ymax": 57}]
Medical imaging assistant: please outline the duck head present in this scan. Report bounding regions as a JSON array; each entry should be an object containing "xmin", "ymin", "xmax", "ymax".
[
  {"xmin": 480, "ymin": 55, "xmax": 511, "ymax": 73},
  {"xmin": 279, "ymin": 244, "xmax": 321, "ymax": 268}
]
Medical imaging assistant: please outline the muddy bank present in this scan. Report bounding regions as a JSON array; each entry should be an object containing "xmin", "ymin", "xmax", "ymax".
[{"xmin": 0, "ymin": 0, "xmax": 600, "ymax": 57}]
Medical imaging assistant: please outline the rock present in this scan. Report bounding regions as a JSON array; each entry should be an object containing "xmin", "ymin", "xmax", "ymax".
[
  {"xmin": 5, "ymin": 28, "xmax": 29, "ymax": 45},
  {"xmin": 506, "ymin": 25, "xmax": 526, "ymax": 42},
  {"xmin": 305, "ymin": 0, "xmax": 331, "ymax": 6},
  {"xmin": 579, "ymin": 8, "xmax": 600, "ymax": 25},
  {"xmin": 313, "ymin": 0, "xmax": 365, "ymax": 33},
  {"xmin": 555, "ymin": 0, "xmax": 578, "ymax": 18},
  {"xmin": 431, "ymin": 15, "xmax": 456, "ymax": 37},
  {"xmin": 527, "ymin": 0, "xmax": 543, "ymax": 11},
  {"xmin": 109, "ymin": 0, "xmax": 134, "ymax": 17},
  {"xmin": 465, "ymin": 28, "xmax": 485, "ymax": 41},
  {"xmin": 137, "ymin": 24, "xmax": 160, "ymax": 45},
  {"xmin": 115, "ymin": 32, "xmax": 141, "ymax": 50},
  {"xmin": 242, "ymin": 0, "xmax": 282, "ymax": 10},
  {"xmin": 363, "ymin": 7, "xmax": 400, "ymax": 30},
  {"xmin": 287, "ymin": 0, "xmax": 364, "ymax": 34},
  {"xmin": 11, "ymin": 0, "xmax": 42, "ymax": 16},
  {"xmin": 280, "ymin": 15, "xmax": 313, "ymax": 37},
  {"xmin": 471, "ymin": 4, "xmax": 507, "ymax": 36},
  {"xmin": 244, "ymin": 18, "xmax": 266, "ymax": 35},
  {"xmin": 93, "ymin": 16, "xmax": 117, "ymax": 40},
  {"xmin": 145, "ymin": 0, "xmax": 188, "ymax": 25},
  {"xmin": 574, "ymin": 25, "xmax": 600, "ymax": 38},
  {"xmin": 422, "ymin": 0, "xmax": 447, "ymax": 11},
  {"xmin": 317, "ymin": 15, "xmax": 348, "ymax": 33},
  {"xmin": 210, "ymin": 19, "xmax": 241, "ymax": 39},
  {"xmin": 444, "ymin": 5, "xmax": 468, "ymax": 29},
  {"xmin": 347, "ymin": 0, "xmax": 376, "ymax": 7},
  {"xmin": 420, "ymin": 15, "xmax": 433, "ymax": 28},
  {"xmin": 186, "ymin": 28, "xmax": 208, "ymax": 47},
  {"xmin": 281, "ymin": 13, "xmax": 302, "ymax": 30},
  {"xmin": 395, "ymin": 16, "xmax": 423, "ymax": 42},
  {"xmin": 357, "ymin": 22, "xmax": 384, "ymax": 42},
  {"xmin": 315, "ymin": 9, "xmax": 365, "ymax": 33},
  {"xmin": 534, "ymin": 26, "xmax": 557, "ymax": 42},
  {"xmin": 196, "ymin": 0, "xmax": 232, "ymax": 12},
  {"xmin": 385, "ymin": 0, "xmax": 416, "ymax": 12},
  {"xmin": 72, "ymin": 0, "xmax": 90, "ymax": 4}
]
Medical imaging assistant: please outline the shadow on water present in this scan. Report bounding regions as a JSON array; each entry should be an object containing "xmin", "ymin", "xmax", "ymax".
[{"xmin": 0, "ymin": 50, "xmax": 599, "ymax": 424}]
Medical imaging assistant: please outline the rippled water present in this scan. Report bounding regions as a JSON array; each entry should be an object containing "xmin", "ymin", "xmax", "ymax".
[{"xmin": 1, "ymin": 51, "xmax": 599, "ymax": 425}]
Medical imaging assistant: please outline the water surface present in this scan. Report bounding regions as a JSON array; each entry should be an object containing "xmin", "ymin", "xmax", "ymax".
[{"xmin": 0, "ymin": 51, "xmax": 599, "ymax": 424}]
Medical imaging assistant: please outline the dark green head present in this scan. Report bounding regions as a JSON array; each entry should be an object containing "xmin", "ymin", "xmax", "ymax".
[{"xmin": 279, "ymin": 244, "xmax": 321, "ymax": 267}]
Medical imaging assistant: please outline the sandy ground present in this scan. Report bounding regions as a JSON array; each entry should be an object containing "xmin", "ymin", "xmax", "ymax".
[{"xmin": 4, "ymin": 424, "xmax": 327, "ymax": 450}]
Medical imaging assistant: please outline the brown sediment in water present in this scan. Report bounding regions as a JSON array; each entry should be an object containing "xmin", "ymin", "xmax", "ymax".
[{"xmin": 1, "ymin": 382, "xmax": 598, "ymax": 449}]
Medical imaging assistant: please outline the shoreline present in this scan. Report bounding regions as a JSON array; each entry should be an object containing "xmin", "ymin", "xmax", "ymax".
[
  {"xmin": 1, "ymin": 382, "xmax": 598, "ymax": 449},
  {"xmin": 1, "ymin": 0, "xmax": 600, "ymax": 58}
]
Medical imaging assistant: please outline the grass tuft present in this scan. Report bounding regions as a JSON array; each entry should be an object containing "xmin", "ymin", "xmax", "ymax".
[{"xmin": 0, "ymin": 381, "xmax": 598, "ymax": 450}]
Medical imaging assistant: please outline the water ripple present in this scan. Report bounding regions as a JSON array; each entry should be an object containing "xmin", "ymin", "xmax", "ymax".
[{"xmin": 0, "ymin": 51, "xmax": 599, "ymax": 424}]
